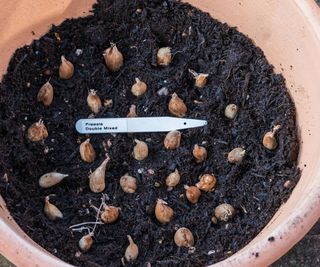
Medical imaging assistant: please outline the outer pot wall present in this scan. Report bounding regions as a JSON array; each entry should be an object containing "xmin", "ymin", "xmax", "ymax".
[{"xmin": 0, "ymin": 1, "xmax": 319, "ymax": 266}]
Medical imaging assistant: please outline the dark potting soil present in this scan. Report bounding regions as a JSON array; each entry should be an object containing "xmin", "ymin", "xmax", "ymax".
[{"xmin": 0, "ymin": 0, "xmax": 300, "ymax": 266}]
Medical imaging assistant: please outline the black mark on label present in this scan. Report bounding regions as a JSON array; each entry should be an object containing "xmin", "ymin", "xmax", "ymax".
[{"xmin": 85, "ymin": 122, "xmax": 103, "ymax": 126}]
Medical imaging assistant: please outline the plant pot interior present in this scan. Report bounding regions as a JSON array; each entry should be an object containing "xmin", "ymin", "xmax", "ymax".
[{"xmin": 0, "ymin": 1, "xmax": 319, "ymax": 267}]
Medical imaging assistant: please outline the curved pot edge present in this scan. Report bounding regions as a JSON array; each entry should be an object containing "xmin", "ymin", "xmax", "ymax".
[
  {"xmin": 0, "ymin": 218, "xmax": 74, "ymax": 267},
  {"xmin": 211, "ymin": 183, "xmax": 320, "ymax": 267}
]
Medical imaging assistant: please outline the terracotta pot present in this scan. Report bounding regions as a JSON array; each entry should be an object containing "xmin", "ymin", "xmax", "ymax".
[{"xmin": 0, "ymin": 0, "xmax": 319, "ymax": 266}]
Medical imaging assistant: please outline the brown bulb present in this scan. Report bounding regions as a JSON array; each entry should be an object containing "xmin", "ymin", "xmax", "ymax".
[
  {"xmin": 37, "ymin": 81, "xmax": 54, "ymax": 106},
  {"xmin": 104, "ymin": 99, "xmax": 113, "ymax": 108},
  {"xmin": 127, "ymin": 104, "xmax": 137, "ymax": 118},
  {"xmin": 133, "ymin": 139, "xmax": 148, "ymax": 161},
  {"xmin": 120, "ymin": 174, "xmax": 137, "ymax": 193},
  {"xmin": 189, "ymin": 69, "xmax": 208, "ymax": 88},
  {"xmin": 184, "ymin": 185, "xmax": 201, "ymax": 204},
  {"xmin": 165, "ymin": 169, "xmax": 180, "ymax": 188},
  {"xmin": 27, "ymin": 119, "xmax": 48, "ymax": 142},
  {"xmin": 196, "ymin": 174, "xmax": 217, "ymax": 192},
  {"xmin": 195, "ymin": 74, "xmax": 208, "ymax": 88},
  {"xmin": 225, "ymin": 104, "xmax": 238, "ymax": 119},
  {"xmin": 227, "ymin": 147, "xmax": 245, "ymax": 164},
  {"xmin": 103, "ymin": 43, "xmax": 123, "ymax": 72},
  {"xmin": 155, "ymin": 199, "xmax": 174, "ymax": 224},
  {"xmin": 168, "ymin": 93, "xmax": 187, "ymax": 117},
  {"xmin": 39, "ymin": 172, "xmax": 68, "ymax": 188},
  {"xmin": 59, "ymin": 55, "xmax": 74, "ymax": 79},
  {"xmin": 192, "ymin": 144, "xmax": 207, "ymax": 163},
  {"xmin": 164, "ymin": 130, "xmax": 181, "ymax": 150},
  {"xmin": 79, "ymin": 233, "xmax": 93, "ymax": 252},
  {"xmin": 214, "ymin": 203, "xmax": 236, "ymax": 222},
  {"xmin": 44, "ymin": 196, "xmax": 63, "ymax": 220},
  {"xmin": 80, "ymin": 139, "xmax": 96, "ymax": 163},
  {"xmin": 124, "ymin": 235, "xmax": 139, "ymax": 262},
  {"xmin": 87, "ymin": 90, "xmax": 102, "ymax": 114},
  {"xmin": 263, "ymin": 125, "xmax": 281, "ymax": 150},
  {"xmin": 100, "ymin": 204, "xmax": 119, "ymax": 223},
  {"xmin": 157, "ymin": 47, "xmax": 172, "ymax": 66},
  {"xmin": 88, "ymin": 157, "xmax": 110, "ymax": 193},
  {"xmin": 211, "ymin": 216, "xmax": 218, "ymax": 224},
  {"xmin": 174, "ymin": 227, "xmax": 194, "ymax": 247},
  {"xmin": 131, "ymin": 78, "xmax": 147, "ymax": 97}
]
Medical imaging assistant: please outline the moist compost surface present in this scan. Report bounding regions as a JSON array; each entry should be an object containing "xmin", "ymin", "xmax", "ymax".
[{"xmin": 0, "ymin": 0, "xmax": 300, "ymax": 266}]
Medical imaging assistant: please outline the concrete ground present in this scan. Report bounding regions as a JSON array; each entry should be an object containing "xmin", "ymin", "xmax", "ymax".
[
  {"xmin": 0, "ymin": 255, "xmax": 14, "ymax": 267},
  {"xmin": 273, "ymin": 222, "xmax": 320, "ymax": 267}
]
